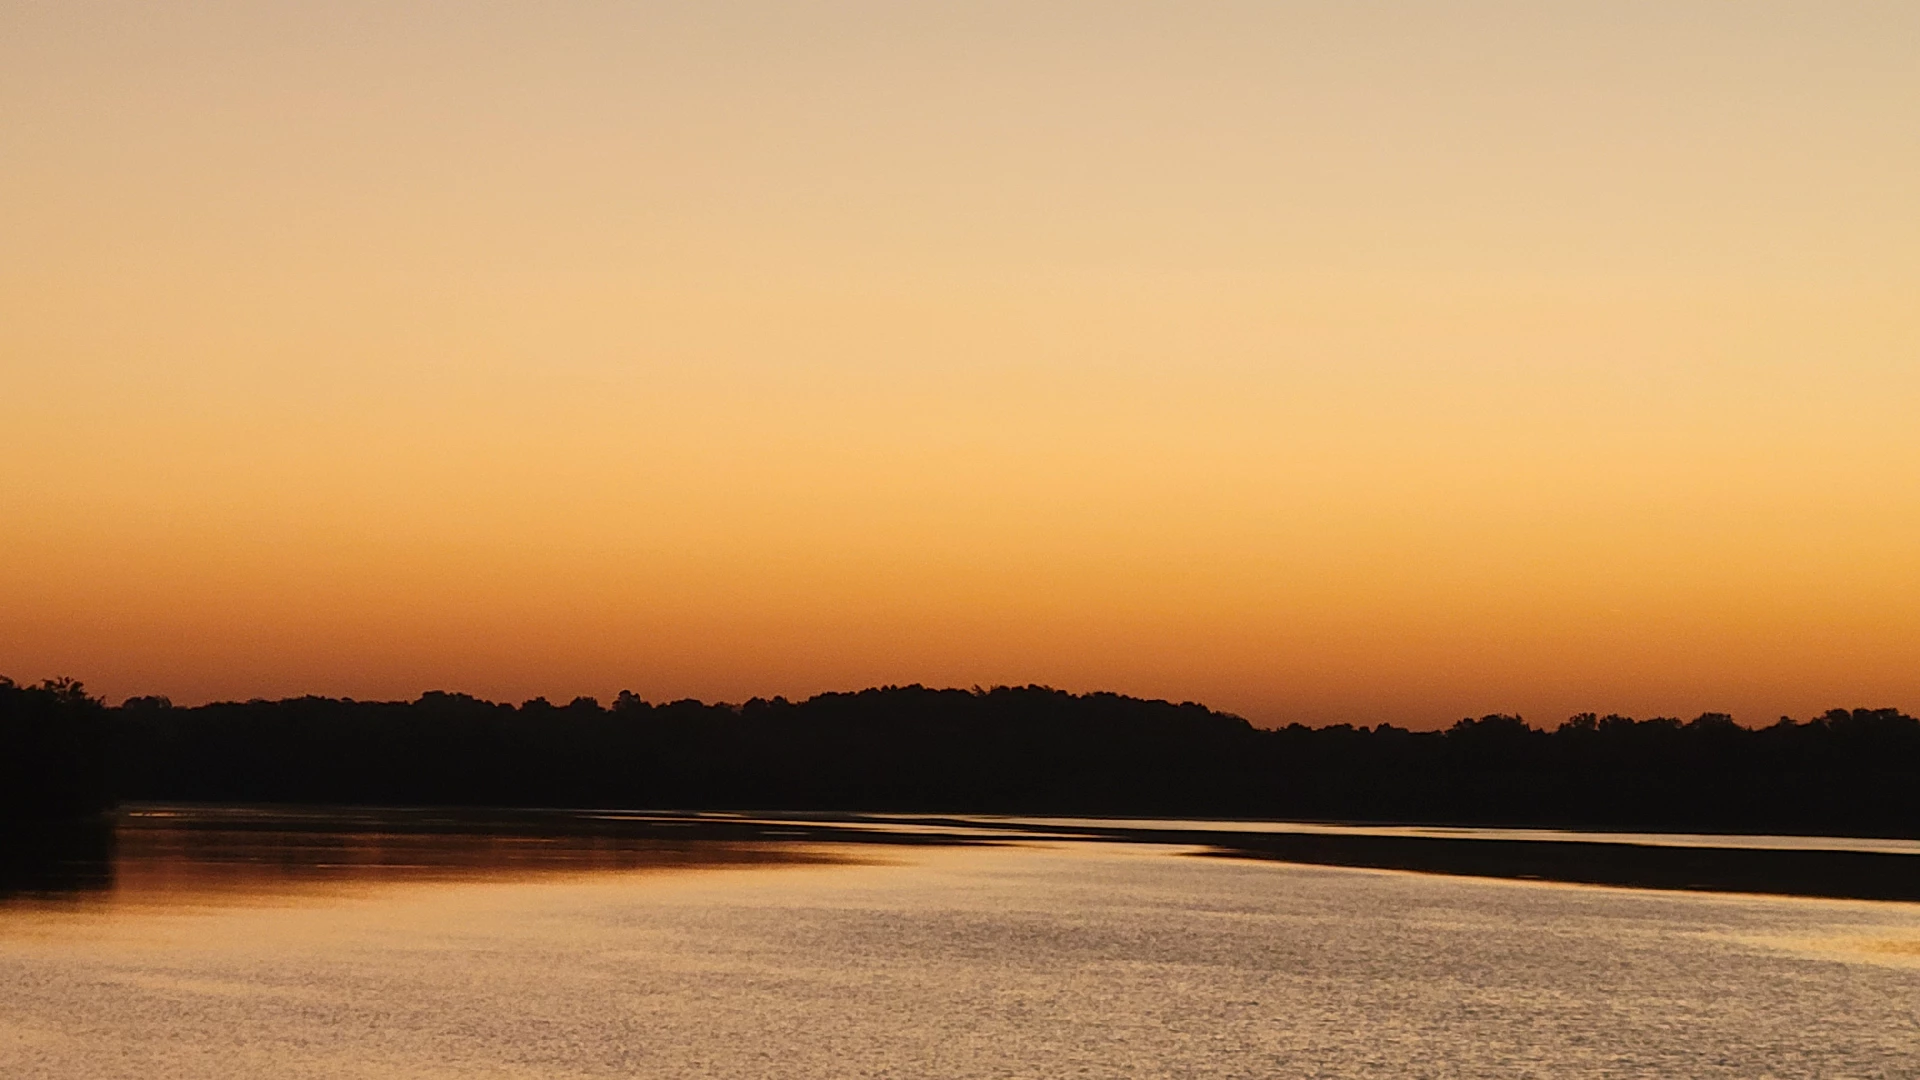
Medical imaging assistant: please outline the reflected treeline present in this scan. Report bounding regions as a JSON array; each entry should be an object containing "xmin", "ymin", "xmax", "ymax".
[
  {"xmin": 7, "ymin": 678, "xmax": 1920, "ymax": 836},
  {"xmin": 0, "ymin": 819, "xmax": 115, "ymax": 900},
  {"xmin": 100, "ymin": 808, "xmax": 887, "ymax": 902}
]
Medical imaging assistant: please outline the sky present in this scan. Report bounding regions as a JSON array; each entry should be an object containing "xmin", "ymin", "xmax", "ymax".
[{"xmin": 3, "ymin": 1, "xmax": 1917, "ymax": 727}]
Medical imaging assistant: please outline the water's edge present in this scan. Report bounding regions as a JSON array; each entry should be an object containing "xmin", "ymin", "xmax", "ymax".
[{"xmin": 6, "ymin": 806, "xmax": 1918, "ymax": 905}]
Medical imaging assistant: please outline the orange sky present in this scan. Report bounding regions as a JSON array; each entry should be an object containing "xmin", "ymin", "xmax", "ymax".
[{"xmin": 4, "ymin": 2, "xmax": 1917, "ymax": 726}]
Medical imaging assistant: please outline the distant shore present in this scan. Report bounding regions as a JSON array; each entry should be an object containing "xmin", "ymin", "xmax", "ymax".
[{"xmin": 8, "ymin": 678, "xmax": 1920, "ymax": 841}]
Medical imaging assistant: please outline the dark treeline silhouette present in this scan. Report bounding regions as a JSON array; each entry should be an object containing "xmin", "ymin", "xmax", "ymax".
[
  {"xmin": 6, "ymin": 677, "xmax": 1920, "ymax": 836},
  {"xmin": 0, "ymin": 677, "xmax": 117, "ymax": 820}
]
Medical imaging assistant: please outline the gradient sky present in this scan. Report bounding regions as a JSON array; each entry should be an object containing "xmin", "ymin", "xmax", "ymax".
[{"xmin": 4, "ymin": 2, "xmax": 1917, "ymax": 726}]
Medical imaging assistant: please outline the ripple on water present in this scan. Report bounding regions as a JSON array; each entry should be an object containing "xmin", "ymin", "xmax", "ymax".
[{"xmin": 1, "ymin": 811, "xmax": 1917, "ymax": 1080}]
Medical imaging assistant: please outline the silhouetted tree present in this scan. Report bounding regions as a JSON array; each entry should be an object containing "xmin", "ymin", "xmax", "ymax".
[
  {"xmin": 43, "ymin": 678, "xmax": 1919, "ymax": 836},
  {"xmin": 0, "ymin": 677, "xmax": 117, "ymax": 819}
]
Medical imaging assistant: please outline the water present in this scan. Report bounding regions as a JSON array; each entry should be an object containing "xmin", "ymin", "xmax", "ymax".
[
  {"xmin": 986, "ymin": 815, "xmax": 1920, "ymax": 856},
  {"xmin": 3, "ymin": 809, "xmax": 1918, "ymax": 1079}
]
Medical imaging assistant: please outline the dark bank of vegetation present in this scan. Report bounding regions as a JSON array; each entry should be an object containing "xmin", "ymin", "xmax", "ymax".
[
  {"xmin": 0, "ymin": 678, "xmax": 117, "ymax": 820},
  {"xmin": 6, "ymin": 677, "xmax": 1920, "ymax": 837}
]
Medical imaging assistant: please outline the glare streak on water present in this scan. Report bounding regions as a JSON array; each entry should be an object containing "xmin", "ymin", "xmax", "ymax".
[
  {"xmin": 954, "ymin": 815, "xmax": 1920, "ymax": 855},
  {"xmin": 2, "ymin": 812, "xmax": 1918, "ymax": 1079}
]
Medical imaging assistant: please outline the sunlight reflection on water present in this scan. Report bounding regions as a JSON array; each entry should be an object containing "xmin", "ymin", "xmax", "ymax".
[{"xmin": 2, "ymin": 808, "xmax": 1917, "ymax": 1079}]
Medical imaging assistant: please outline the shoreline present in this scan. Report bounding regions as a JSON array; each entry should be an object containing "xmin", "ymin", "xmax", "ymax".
[{"xmin": 7, "ymin": 806, "xmax": 1918, "ymax": 905}]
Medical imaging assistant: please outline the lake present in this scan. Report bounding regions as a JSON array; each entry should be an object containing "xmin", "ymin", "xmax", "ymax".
[{"xmin": 3, "ymin": 807, "xmax": 1918, "ymax": 1078}]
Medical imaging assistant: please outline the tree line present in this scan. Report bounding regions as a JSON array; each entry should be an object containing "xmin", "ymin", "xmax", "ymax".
[
  {"xmin": 0, "ymin": 677, "xmax": 116, "ymax": 819},
  {"xmin": 5, "ymin": 676, "xmax": 1919, "ymax": 835}
]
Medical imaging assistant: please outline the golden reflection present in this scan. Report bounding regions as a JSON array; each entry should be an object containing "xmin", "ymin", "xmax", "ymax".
[
  {"xmin": 1731, "ymin": 930, "xmax": 1920, "ymax": 971},
  {"xmin": 2, "ymin": 807, "xmax": 903, "ymax": 914},
  {"xmin": 1859, "ymin": 937, "xmax": 1920, "ymax": 959}
]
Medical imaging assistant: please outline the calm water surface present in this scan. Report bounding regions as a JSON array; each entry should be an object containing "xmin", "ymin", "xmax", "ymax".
[{"xmin": 2, "ymin": 809, "xmax": 1918, "ymax": 1079}]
